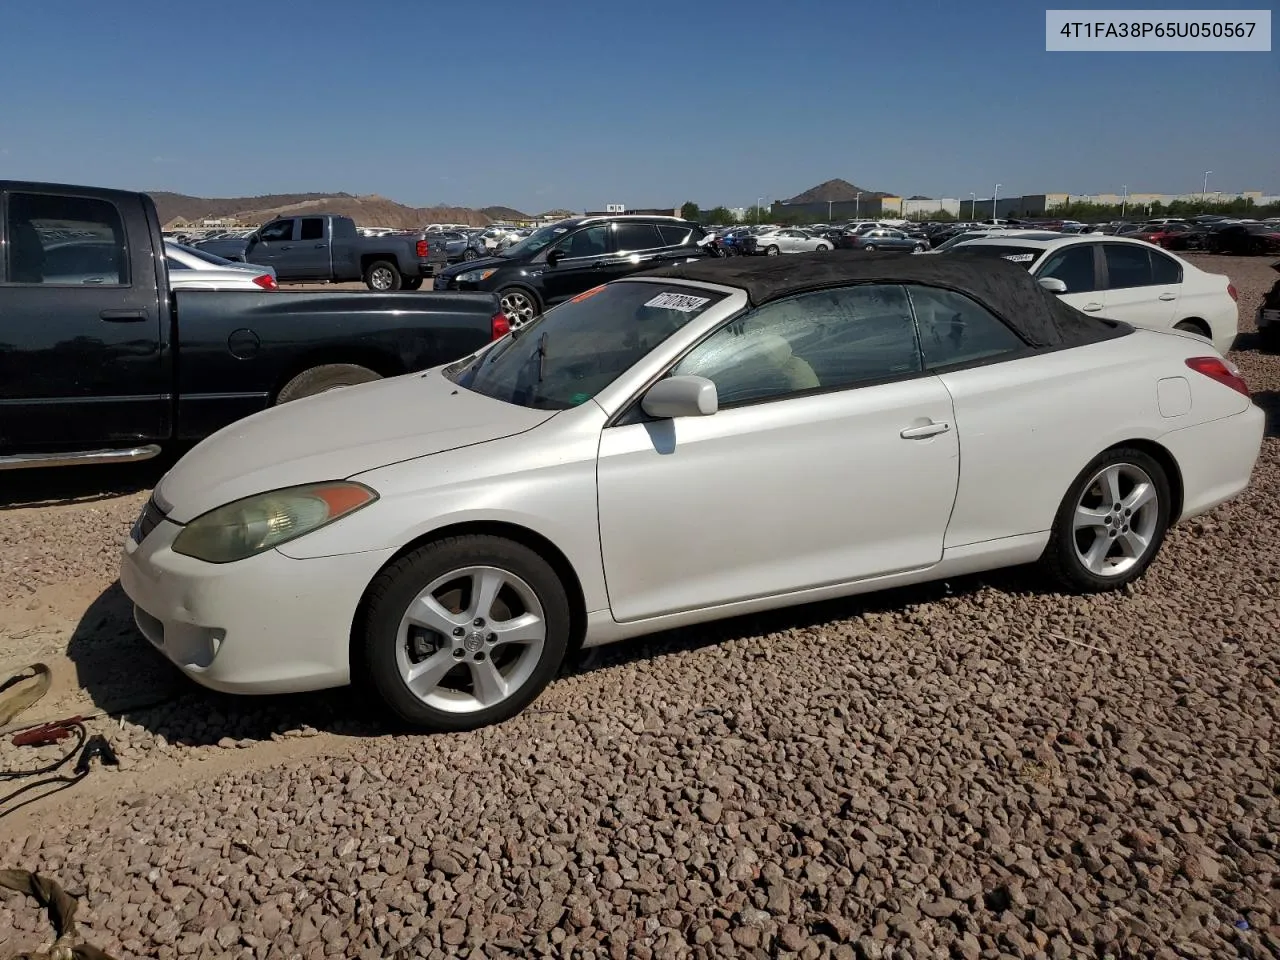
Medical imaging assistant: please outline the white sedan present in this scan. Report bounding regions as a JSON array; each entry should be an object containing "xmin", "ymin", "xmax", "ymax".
[
  {"xmin": 946, "ymin": 235, "xmax": 1238, "ymax": 354},
  {"xmin": 755, "ymin": 228, "xmax": 831, "ymax": 255},
  {"xmin": 120, "ymin": 254, "xmax": 1264, "ymax": 731},
  {"xmin": 164, "ymin": 242, "xmax": 278, "ymax": 291}
]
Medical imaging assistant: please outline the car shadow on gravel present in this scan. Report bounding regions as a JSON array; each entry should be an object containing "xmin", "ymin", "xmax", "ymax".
[
  {"xmin": 565, "ymin": 564, "xmax": 1047, "ymax": 678},
  {"xmin": 68, "ymin": 582, "xmax": 389, "ymax": 747},
  {"xmin": 1251, "ymin": 390, "xmax": 1280, "ymax": 438}
]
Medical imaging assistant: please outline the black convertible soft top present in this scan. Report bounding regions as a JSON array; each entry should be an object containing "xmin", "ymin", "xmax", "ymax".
[{"xmin": 643, "ymin": 250, "xmax": 1126, "ymax": 349}]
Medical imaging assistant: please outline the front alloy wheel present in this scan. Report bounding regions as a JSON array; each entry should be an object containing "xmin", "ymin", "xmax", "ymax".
[
  {"xmin": 499, "ymin": 289, "xmax": 538, "ymax": 329},
  {"xmin": 362, "ymin": 535, "xmax": 570, "ymax": 731}
]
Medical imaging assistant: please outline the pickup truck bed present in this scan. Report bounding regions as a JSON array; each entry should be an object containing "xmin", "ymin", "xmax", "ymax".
[{"xmin": 0, "ymin": 180, "xmax": 507, "ymax": 468}]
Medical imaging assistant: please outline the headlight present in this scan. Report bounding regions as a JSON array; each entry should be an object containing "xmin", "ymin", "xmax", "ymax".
[
  {"xmin": 172, "ymin": 482, "xmax": 378, "ymax": 563},
  {"xmin": 456, "ymin": 268, "xmax": 498, "ymax": 283}
]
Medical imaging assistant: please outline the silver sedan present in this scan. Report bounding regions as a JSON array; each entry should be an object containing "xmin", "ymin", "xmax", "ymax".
[
  {"xmin": 164, "ymin": 242, "xmax": 278, "ymax": 291},
  {"xmin": 755, "ymin": 228, "xmax": 832, "ymax": 255}
]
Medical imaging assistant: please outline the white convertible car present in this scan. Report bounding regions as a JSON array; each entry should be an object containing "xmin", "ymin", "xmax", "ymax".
[{"xmin": 120, "ymin": 252, "xmax": 1264, "ymax": 731}]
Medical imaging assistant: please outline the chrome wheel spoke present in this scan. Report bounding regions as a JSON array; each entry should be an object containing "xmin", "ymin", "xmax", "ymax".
[
  {"xmin": 468, "ymin": 569, "xmax": 505, "ymax": 622},
  {"xmin": 1122, "ymin": 482, "xmax": 1155, "ymax": 513},
  {"xmin": 491, "ymin": 612, "xmax": 543, "ymax": 648},
  {"xmin": 407, "ymin": 595, "xmax": 461, "ymax": 635},
  {"xmin": 404, "ymin": 648, "xmax": 458, "ymax": 697},
  {"xmin": 1119, "ymin": 528, "xmax": 1150, "ymax": 558},
  {"xmin": 1099, "ymin": 464, "xmax": 1123, "ymax": 507},
  {"xmin": 1081, "ymin": 533, "xmax": 1112, "ymax": 574},
  {"xmin": 468, "ymin": 657, "xmax": 508, "ymax": 706},
  {"xmin": 1073, "ymin": 505, "xmax": 1109, "ymax": 531}
]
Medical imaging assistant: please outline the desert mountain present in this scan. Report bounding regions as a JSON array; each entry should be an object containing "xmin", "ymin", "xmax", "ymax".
[
  {"xmin": 151, "ymin": 191, "xmax": 504, "ymax": 228},
  {"xmin": 781, "ymin": 179, "xmax": 893, "ymax": 204}
]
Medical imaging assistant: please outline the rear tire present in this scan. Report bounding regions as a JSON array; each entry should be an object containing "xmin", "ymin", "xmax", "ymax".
[
  {"xmin": 765, "ymin": 245, "xmax": 780, "ymax": 256},
  {"xmin": 863, "ymin": 244, "xmax": 877, "ymax": 252},
  {"xmin": 400, "ymin": 277, "xmax": 423, "ymax": 291},
  {"xmin": 364, "ymin": 260, "xmax": 402, "ymax": 291},
  {"xmin": 1039, "ymin": 446, "xmax": 1171, "ymax": 593},
  {"xmin": 463, "ymin": 248, "xmax": 480, "ymax": 261},
  {"xmin": 815, "ymin": 244, "xmax": 830, "ymax": 252},
  {"xmin": 276, "ymin": 364, "xmax": 382, "ymax": 403},
  {"xmin": 1259, "ymin": 324, "xmax": 1280, "ymax": 354},
  {"xmin": 1174, "ymin": 319, "xmax": 1210, "ymax": 339},
  {"xmin": 360, "ymin": 535, "xmax": 571, "ymax": 732}
]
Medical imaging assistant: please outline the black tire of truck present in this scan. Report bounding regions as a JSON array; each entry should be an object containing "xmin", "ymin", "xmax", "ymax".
[
  {"xmin": 364, "ymin": 260, "xmax": 402, "ymax": 291},
  {"xmin": 276, "ymin": 364, "xmax": 383, "ymax": 404},
  {"xmin": 1260, "ymin": 323, "xmax": 1280, "ymax": 354},
  {"xmin": 400, "ymin": 277, "xmax": 423, "ymax": 291}
]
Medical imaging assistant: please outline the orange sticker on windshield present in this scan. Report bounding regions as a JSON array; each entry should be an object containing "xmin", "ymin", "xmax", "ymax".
[{"xmin": 571, "ymin": 285, "xmax": 607, "ymax": 304}]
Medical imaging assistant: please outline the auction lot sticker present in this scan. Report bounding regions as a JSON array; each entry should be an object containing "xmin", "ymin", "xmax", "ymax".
[
  {"xmin": 1046, "ymin": 9, "xmax": 1271, "ymax": 51},
  {"xmin": 645, "ymin": 292, "xmax": 712, "ymax": 312}
]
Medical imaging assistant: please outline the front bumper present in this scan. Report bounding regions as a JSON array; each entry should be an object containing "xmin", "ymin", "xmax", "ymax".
[{"xmin": 119, "ymin": 519, "xmax": 397, "ymax": 695}]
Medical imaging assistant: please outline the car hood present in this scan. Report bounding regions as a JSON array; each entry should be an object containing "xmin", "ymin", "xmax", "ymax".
[
  {"xmin": 437, "ymin": 255, "xmax": 515, "ymax": 278},
  {"xmin": 154, "ymin": 368, "xmax": 553, "ymax": 522}
]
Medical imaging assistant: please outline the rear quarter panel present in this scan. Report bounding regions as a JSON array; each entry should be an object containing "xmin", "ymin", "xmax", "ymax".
[
  {"xmin": 172, "ymin": 290, "xmax": 499, "ymax": 439},
  {"xmin": 938, "ymin": 329, "xmax": 1244, "ymax": 548}
]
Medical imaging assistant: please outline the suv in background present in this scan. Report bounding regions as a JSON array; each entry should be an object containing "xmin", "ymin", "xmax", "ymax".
[{"xmin": 434, "ymin": 215, "xmax": 710, "ymax": 327}]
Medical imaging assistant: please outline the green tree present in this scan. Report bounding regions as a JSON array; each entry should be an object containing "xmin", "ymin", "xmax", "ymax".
[
  {"xmin": 680, "ymin": 201, "xmax": 701, "ymax": 221},
  {"xmin": 702, "ymin": 205, "xmax": 736, "ymax": 224}
]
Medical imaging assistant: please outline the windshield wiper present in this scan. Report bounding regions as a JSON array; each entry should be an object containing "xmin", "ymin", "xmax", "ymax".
[{"xmin": 535, "ymin": 331, "xmax": 549, "ymax": 383}]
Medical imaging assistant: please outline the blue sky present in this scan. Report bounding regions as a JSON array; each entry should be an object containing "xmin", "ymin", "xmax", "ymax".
[{"xmin": 0, "ymin": 0, "xmax": 1275, "ymax": 212}]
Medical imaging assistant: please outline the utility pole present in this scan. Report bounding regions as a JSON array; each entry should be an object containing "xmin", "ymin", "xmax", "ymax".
[
  {"xmin": 993, "ymin": 183, "xmax": 1002, "ymax": 220},
  {"xmin": 855, "ymin": 192, "xmax": 862, "ymax": 219},
  {"xmin": 1202, "ymin": 171, "xmax": 1212, "ymax": 209},
  {"xmin": 1121, "ymin": 185, "xmax": 1128, "ymax": 218}
]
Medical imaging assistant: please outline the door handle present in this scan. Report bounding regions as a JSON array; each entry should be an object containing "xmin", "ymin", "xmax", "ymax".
[
  {"xmin": 82, "ymin": 277, "xmax": 108, "ymax": 285},
  {"xmin": 280, "ymin": 245, "xmax": 293, "ymax": 250},
  {"xmin": 1158, "ymin": 292, "xmax": 1176, "ymax": 301},
  {"xmin": 314, "ymin": 243, "xmax": 326, "ymax": 249},
  {"xmin": 100, "ymin": 309, "xmax": 147, "ymax": 322},
  {"xmin": 900, "ymin": 421, "xmax": 951, "ymax": 439},
  {"xmin": 1082, "ymin": 302, "xmax": 1103, "ymax": 312}
]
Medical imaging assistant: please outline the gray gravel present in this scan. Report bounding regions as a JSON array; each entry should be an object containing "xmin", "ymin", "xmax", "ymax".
[{"xmin": 1, "ymin": 255, "xmax": 1278, "ymax": 959}]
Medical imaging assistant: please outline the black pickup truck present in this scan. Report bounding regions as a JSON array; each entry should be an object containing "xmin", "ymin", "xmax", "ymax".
[
  {"xmin": 200, "ymin": 214, "xmax": 448, "ymax": 291},
  {"xmin": 0, "ymin": 181, "xmax": 508, "ymax": 470}
]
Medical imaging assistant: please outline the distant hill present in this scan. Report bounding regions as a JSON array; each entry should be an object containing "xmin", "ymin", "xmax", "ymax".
[
  {"xmin": 781, "ymin": 179, "xmax": 893, "ymax": 204},
  {"xmin": 151, "ymin": 191, "xmax": 494, "ymax": 228},
  {"xmin": 480, "ymin": 205, "xmax": 530, "ymax": 221}
]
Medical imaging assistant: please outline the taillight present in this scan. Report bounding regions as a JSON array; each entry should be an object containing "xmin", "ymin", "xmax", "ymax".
[
  {"xmin": 1185, "ymin": 356, "xmax": 1249, "ymax": 397},
  {"xmin": 416, "ymin": 239, "xmax": 429, "ymax": 258},
  {"xmin": 490, "ymin": 312, "xmax": 511, "ymax": 340},
  {"xmin": 252, "ymin": 274, "xmax": 278, "ymax": 290},
  {"xmin": 1227, "ymin": 283, "xmax": 1238, "ymax": 302}
]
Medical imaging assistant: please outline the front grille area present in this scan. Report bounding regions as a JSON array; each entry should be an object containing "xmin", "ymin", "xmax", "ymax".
[{"xmin": 131, "ymin": 495, "xmax": 166, "ymax": 544}]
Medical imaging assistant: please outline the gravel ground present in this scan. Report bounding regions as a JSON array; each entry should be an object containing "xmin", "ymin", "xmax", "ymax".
[{"xmin": 1, "ymin": 255, "xmax": 1277, "ymax": 959}]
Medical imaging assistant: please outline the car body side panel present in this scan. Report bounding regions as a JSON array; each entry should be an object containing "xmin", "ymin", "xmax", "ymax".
[{"xmin": 938, "ymin": 330, "xmax": 1226, "ymax": 549}]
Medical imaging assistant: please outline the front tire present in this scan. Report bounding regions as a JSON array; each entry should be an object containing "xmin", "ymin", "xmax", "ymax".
[
  {"xmin": 765, "ymin": 245, "xmax": 780, "ymax": 256},
  {"xmin": 815, "ymin": 244, "xmax": 830, "ymax": 252},
  {"xmin": 364, "ymin": 260, "xmax": 402, "ymax": 291},
  {"xmin": 1259, "ymin": 323, "xmax": 1280, "ymax": 354},
  {"xmin": 863, "ymin": 244, "xmax": 877, "ymax": 252},
  {"xmin": 360, "ymin": 535, "xmax": 571, "ymax": 732},
  {"xmin": 1040, "ymin": 447, "xmax": 1171, "ymax": 593},
  {"xmin": 498, "ymin": 287, "xmax": 540, "ymax": 329},
  {"xmin": 463, "ymin": 248, "xmax": 480, "ymax": 261},
  {"xmin": 276, "ymin": 364, "xmax": 382, "ymax": 403}
]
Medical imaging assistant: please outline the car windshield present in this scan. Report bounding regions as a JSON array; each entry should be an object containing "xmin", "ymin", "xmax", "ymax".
[
  {"xmin": 170, "ymin": 242, "xmax": 235, "ymax": 266},
  {"xmin": 1245, "ymin": 224, "xmax": 1278, "ymax": 235},
  {"xmin": 445, "ymin": 281, "xmax": 727, "ymax": 410},
  {"xmin": 950, "ymin": 244, "xmax": 1044, "ymax": 265},
  {"xmin": 498, "ymin": 222, "xmax": 572, "ymax": 258},
  {"xmin": 934, "ymin": 232, "xmax": 989, "ymax": 250}
]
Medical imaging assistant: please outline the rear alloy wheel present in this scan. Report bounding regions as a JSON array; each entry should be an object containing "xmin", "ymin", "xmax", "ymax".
[
  {"xmin": 1174, "ymin": 319, "xmax": 1210, "ymax": 339},
  {"xmin": 361, "ymin": 536, "xmax": 571, "ymax": 731},
  {"xmin": 913, "ymin": 243, "xmax": 926, "ymax": 253},
  {"xmin": 364, "ymin": 260, "xmax": 402, "ymax": 291},
  {"xmin": 1040, "ymin": 447, "xmax": 1171, "ymax": 592},
  {"xmin": 815, "ymin": 244, "xmax": 830, "ymax": 252},
  {"xmin": 276, "ymin": 363, "xmax": 381, "ymax": 403},
  {"xmin": 498, "ymin": 288, "xmax": 539, "ymax": 329},
  {"xmin": 463, "ymin": 247, "xmax": 480, "ymax": 261},
  {"xmin": 863, "ymin": 244, "xmax": 877, "ymax": 252},
  {"xmin": 765, "ymin": 245, "xmax": 780, "ymax": 256}
]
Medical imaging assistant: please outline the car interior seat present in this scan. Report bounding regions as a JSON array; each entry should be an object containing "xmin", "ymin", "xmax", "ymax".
[{"xmin": 10, "ymin": 222, "xmax": 45, "ymax": 283}]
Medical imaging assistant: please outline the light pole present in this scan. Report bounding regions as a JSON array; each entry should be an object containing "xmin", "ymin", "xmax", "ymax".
[
  {"xmin": 1121, "ymin": 185, "xmax": 1128, "ymax": 218},
  {"xmin": 828, "ymin": 199, "xmax": 834, "ymax": 221},
  {"xmin": 969, "ymin": 192, "xmax": 976, "ymax": 219},
  {"xmin": 855, "ymin": 192, "xmax": 862, "ymax": 219},
  {"xmin": 993, "ymin": 183, "xmax": 1002, "ymax": 220},
  {"xmin": 1202, "ymin": 171, "xmax": 1212, "ymax": 208},
  {"xmin": 756, "ymin": 197, "xmax": 764, "ymax": 224}
]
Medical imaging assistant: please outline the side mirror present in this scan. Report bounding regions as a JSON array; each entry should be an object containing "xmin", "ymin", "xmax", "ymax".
[
  {"xmin": 641, "ymin": 375, "xmax": 718, "ymax": 419},
  {"xmin": 546, "ymin": 248, "xmax": 564, "ymax": 267},
  {"xmin": 1038, "ymin": 277, "xmax": 1068, "ymax": 294}
]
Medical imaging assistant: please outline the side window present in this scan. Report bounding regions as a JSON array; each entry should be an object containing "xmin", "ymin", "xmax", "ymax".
[
  {"xmin": 165, "ymin": 256, "xmax": 191, "ymax": 271},
  {"xmin": 5, "ymin": 192, "xmax": 129, "ymax": 286},
  {"xmin": 299, "ymin": 217, "xmax": 325, "ymax": 241},
  {"xmin": 554, "ymin": 224, "xmax": 609, "ymax": 258},
  {"xmin": 1150, "ymin": 250, "xmax": 1182, "ymax": 285},
  {"xmin": 1038, "ymin": 245, "xmax": 1097, "ymax": 293},
  {"xmin": 657, "ymin": 224, "xmax": 695, "ymax": 246},
  {"xmin": 258, "ymin": 220, "xmax": 294, "ymax": 242},
  {"xmin": 613, "ymin": 223, "xmax": 663, "ymax": 253},
  {"xmin": 669, "ymin": 284, "xmax": 921, "ymax": 407},
  {"xmin": 908, "ymin": 286, "xmax": 1025, "ymax": 369},
  {"xmin": 1104, "ymin": 244, "xmax": 1154, "ymax": 289}
]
